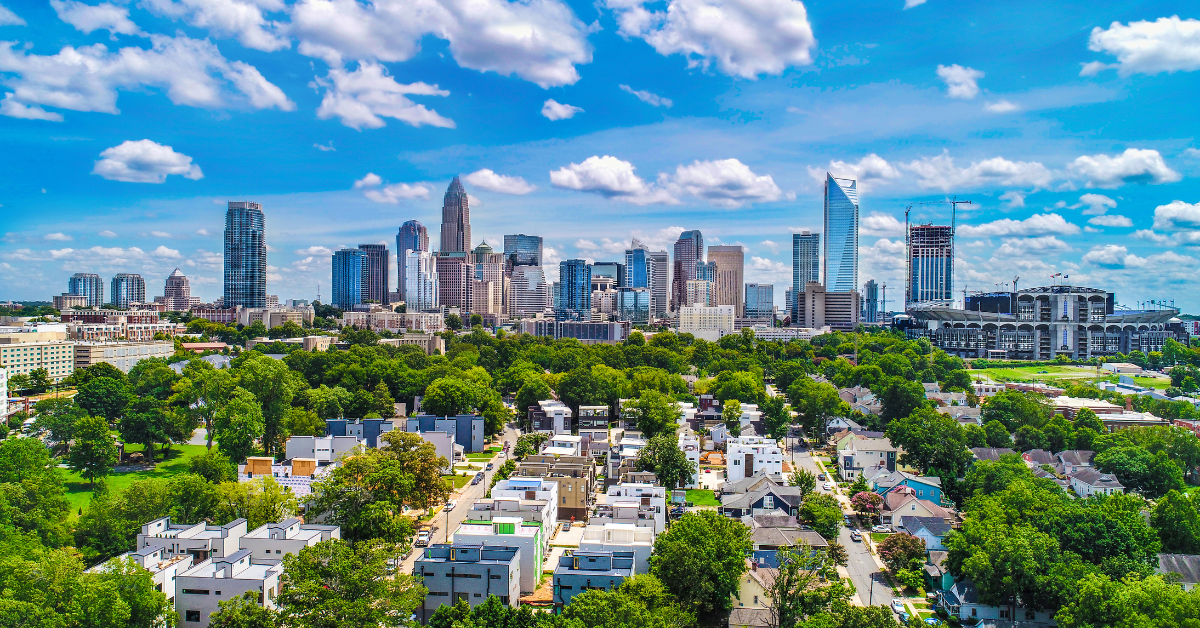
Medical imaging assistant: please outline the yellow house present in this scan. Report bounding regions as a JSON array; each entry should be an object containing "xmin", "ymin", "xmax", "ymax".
[{"xmin": 734, "ymin": 559, "xmax": 776, "ymax": 609}]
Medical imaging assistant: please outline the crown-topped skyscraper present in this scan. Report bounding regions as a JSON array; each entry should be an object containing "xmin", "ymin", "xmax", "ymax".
[{"xmin": 440, "ymin": 177, "xmax": 471, "ymax": 253}]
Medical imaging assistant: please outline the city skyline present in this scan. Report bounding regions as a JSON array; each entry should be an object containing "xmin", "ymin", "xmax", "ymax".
[{"xmin": 1, "ymin": 3, "xmax": 1198, "ymax": 311}]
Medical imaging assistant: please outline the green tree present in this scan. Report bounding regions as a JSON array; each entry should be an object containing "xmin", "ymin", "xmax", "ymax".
[
  {"xmin": 32, "ymin": 396, "xmax": 87, "ymax": 444},
  {"xmin": 170, "ymin": 473, "xmax": 219, "ymax": 524},
  {"xmin": 213, "ymin": 388, "xmax": 265, "ymax": 463},
  {"xmin": 981, "ymin": 389, "xmax": 1051, "ymax": 430},
  {"xmin": 77, "ymin": 376, "xmax": 132, "ymax": 423},
  {"xmin": 189, "ymin": 447, "xmax": 237, "ymax": 483},
  {"xmin": 445, "ymin": 313, "xmax": 463, "ymax": 331},
  {"xmin": 877, "ymin": 532, "xmax": 926, "ymax": 572},
  {"xmin": 761, "ymin": 545, "xmax": 853, "ymax": 628},
  {"xmin": 514, "ymin": 375, "xmax": 553, "ymax": 424},
  {"xmin": 621, "ymin": 390, "xmax": 680, "ymax": 439},
  {"xmin": 787, "ymin": 378, "xmax": 847, "ymax": 436},
  {"xmin": 710, "ymin": 370, "xmax": 763, "ymax": 404},
  {"xmin": 68, "ymin": 415, "xmax": 119, "ymax": 488},
  {"xmin": 561, "ymin": 574, "xmax": 695, "ymax": 628},
  {"xmin": 799, "ymin": 493, "xmax": 843, "ymax": 539},
  {"xmin": 721, "ymin": 398, "xmax": 743, "ymax": 437},
  {"xmin": 27, "ymin": 368, "xmax": 51, "ymax": 393},
  {"xmin": 307, "ymin": 385, "xmax": 353, "ymax": 420},
  {"xmin": 650, "ymin": 510, "xmax": 752, "ymax": 617},
  {"xmin": 984, "ymin": 419, "xmax": 1014, "ymax": 448},
  {"xmin": 213, "ymin": 477, "xmax": 298, "ymax": 530},
  {"xmin": 91, "ymin": 557, "xmax": 174, "ymax": 628},
  {"xmin": 635, "ymin": 433, "xmax": 696, "ymax": 489},
  {"xmin": 1055, "ymin": 573, "xmax": 1200, "ymax": 628},
  {"xmin": 1013, "ymin": 425, "xmax": 1048, "ymax": 452},
  {"xmin": 963, "ymin": 423, "xmax": 987, "ymax": 448},
  {"xmin": 209, "ymin": 592, "xmax": 280, "ymax": 628},
  {"xmin": 877, "ymin": 376, "xmax": 927, "ymax": 423},
  {"xmin": 0, "ymin": 437, "xmax": 72, "ymax": 546},
  {"xmin": 276, "ymin": 540, "xmax": 426, "ymax": 628},
  {"xmin": 789, "ymin": 468, "xmax": 816, "ymax": 500},
  {"xmin": 1151, "ymin": 490, "xmax": 1200, "ymax": 554},
  {"xmin": 760, "ymin": 395, "xmax": 790, "ymax": 440},
  {"xmin": 238, "ymin": 354, "xmax": 303, "ymax": 456},
  {"xmin": 885, "ymin": 407, "xmax": 971, "ymax": 477}
]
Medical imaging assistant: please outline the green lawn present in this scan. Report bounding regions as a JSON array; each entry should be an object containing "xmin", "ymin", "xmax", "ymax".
[
  {"xmin": 443, "ymin": 474, "xmax": 471, "ymax": 489},
  {"xmin": 465, "ymin": 451, "xmax": 498, "ymax": 461},
  {"xmin": 61, "ymin": 443, "xmax": 212, "ymax": 516},
  {"xmin": 686, "ymin": 489, "xmax": 720, "ymax": 507},
  {"xmin": 870, "ymin": 532, "xmax": 891, "ymax": 543},
  {"xmin": 1124, "ymin": 375, "xmax": 1171, "ymax": 390},
  {"xmin": 970, "ymin": 364, "xmax": 1102, "ymax": 382}
]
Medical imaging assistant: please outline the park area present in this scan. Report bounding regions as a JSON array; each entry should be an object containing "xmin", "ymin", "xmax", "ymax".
[
  {"xmin": 970, "ymin": 363, "xmax": 1172, "ymax": 390},
  {"xmin": 60, "ymin": 443, "xmax": 212, "ymax": 515}
]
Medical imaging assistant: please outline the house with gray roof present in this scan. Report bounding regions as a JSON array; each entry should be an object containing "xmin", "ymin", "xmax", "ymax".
[
  {"xmin": 1158, "ymin": 553, "xmax": 1200, "ymax": 590},
  {"xmin": 720, "ymin": 483, "xmax": 804, "ymax": 519},
  {"xmin": 897, "ymin": 515, "xmax": 952, "ymax": 551},
  {"xmin": 1056, "ymin": 450, "xmax": 1096, "ymax": 474},
  {"xmin": 1069, "ymin": 467, "xmax": 1124, "ymax": 497},
  {"xmin": 969, "ymin": 447, "xmax": 1016, "ymax": 463}
]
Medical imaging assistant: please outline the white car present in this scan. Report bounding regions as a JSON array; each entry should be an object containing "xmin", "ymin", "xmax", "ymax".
[
  {"xmin": 822, "ymin": 482, "xmax": 834, "ymax": 491},
  {"xmin": 891, "ymin": 599, "xmax": 905, "ymax": 614},
  {"xmin": 872, "ymin": 524, "xmax": 892, "ymax": 533},
  {"xmin": 444, "ymin": 500, "xmax": 457, "ymax": 511}
]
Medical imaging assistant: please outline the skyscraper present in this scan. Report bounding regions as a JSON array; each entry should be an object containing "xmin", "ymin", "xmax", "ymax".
[
  {"xmin": 357, "ymin": 244, "xmax": 389, "ymax": 305},
  {"xmin": 671, "ymin": 230, "xmax": 704, "ymax": 311},
  {"xmin": 823, "ymin": 174, "xmax": 859, "ymax": 293},
  {"xmin": 557, "ymin": 259, "xmax": 591, "ymax": 321},
  {"xmin": 435, "ymin": 252, "xmax": 472, "ymax": 311},
  {"xmin": 649, "ymin": 250, "xmax": 669, "ymax": 320},
  {"xmin": 68, "ymin": 273, "xmax": 104, "ymax": 307},
  {"xmin": 695, "ymin": 260, "xmax": 716, "ymax": 282},
  {"xmin": 405, "ymin": 250, "xmax": 438, "ymax": 311},
  {"xmin": 863, "ymin": 279, "xmax": 879, "ymax": 323},
  {"xmin": 224, "ymin": 201, "xmax": 266, "ymax": 308},
  {"xmin": 110, "ymin": 273, "xmax": 145, "ymax": 308},
  {"xmin": 907, "ymin": 224, "xmax": 954, "ymax": 306},
  {"xmin": 624, "ymin": 242, "xmax": 650, "ymax": 290},
  {"xmin": 793, "ymin": 231, "xmax": 820, "ymax": 322},
  {"xmin": 440, "ymin": 177, "xmax": 471, "ymax": 253},
  {"xmin": 511, "ymin": 266, "xmax": 548, "ymax": 319},
  {"xmin": 396, "ymin": 220, "xmax": 430, "ymax": 303},
  {"xmin": 708, "ymin": 245, "xmax": 745, "ymax": 317},
  {"xmin": 331, "ymin": 248, "xmax": 368, "ymax": 310},
  {"xmin": 624, "ymin": 240, "xmax": 667, "ymax": 320},
  {"xmin": 591, "ymin": 262, "xmax": 625, "ymax": 288},
  {"xmin": 503, "ymin": 234, "xmax": 543, "ymax": 270},
  {"xmin": 471, "ymin": 242, "xmax": 507, "ymax": 320},
  {"xmin": 163, "ymin": 268, "xmax": 198, "ymax": 311},
  {"xmin": 745, "ymin": 283, "xmax": 773, "ymax": 319}
]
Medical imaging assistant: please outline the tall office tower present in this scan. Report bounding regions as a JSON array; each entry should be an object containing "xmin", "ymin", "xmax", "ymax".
[
  {"xmin": 671, "ymin": 230, "xmax": 704, "ymax": 311},
  {"xmin": 396, "ymin": 220, "xmax": 429, "ymax": 302},
  {"xmin": 357, "ymin": 244, "xmax": 389, "ymax": 305},
  {"xmin": 471, "ymin": 242, "xmax": 508, "ymax": 319},
  {"xmin": 224, "ymin": 201, "xmax": 267, "ymax": 308},
  {"xmin": 511, "ymin": 265, "xmax": 548, "ymax": 318},
  {"xmin": 792, "ymin": 231, "xmax": 820, "ymax": 322},
  {"xmin": 823, "ymin": 174, "xmax": 859, "ymax": 292},
  {"xmin": 435, "ymin": 252, "xmax": 472, "ymax": 311},
  {"xmin": 68, "ymin": 273, "xmax": 104, "ymax": 307},
  {"xmin": 591, "ymin": 262, "xmax": 625, "ymax": 288},
  {"xmin": 163, "ymin": 268, "xmax": 198, "ymax": 311},
  {"xmin": 624, "ymin": 241, "xmax": 650, "ymax": 289},
  {"xmin": 557, "ymin": 259, "xmax": 591, "ymax": 321},
  {"xmin": 695, "ymin": 260, "xmax": 716, "ymax": 282},
  {"xmin": 440, "ymin": 177, "xmax": 471, "ymax": 253},
  {"xmin": 649, "ymin": 250, "xmax": 669, "ymax": 319},
  {"xmin": 503, "ymin": 234, "xmax": 543, "ymax": 271},
  {"xmin": 863, "ymin": 279, "xmax": 879, "ymax": 323},
  {"xmin": 405, "ymin": 250, "xmax": 439, "ymax": 311},
  {"xmin": 110, "ymin": 273, "xmax": 145, "ymax": 308},
  {"xmin": 785, "ymin": 286, "xmax": 795, "ymax": 319},
  {"xmin": 331, "ymin": 248, "xmax": 368, "ymax": 310},
  {"xmin": 708, "ymin": 245, "xmax": 745, "ymax": 316},
  {"xmin": 616, "ymin": 287, "xmax": 651, "ymax": 324},
  {"xmin": 907, "ymin": 224, "xmax": 954, "ymax": 306},
  {"xmin": 745, "ymin": 283, "xmax": 774, "ymax": 319},
  {"xmin": 686, "ymin": 280, "xmax": 714, "ymax": 306}
]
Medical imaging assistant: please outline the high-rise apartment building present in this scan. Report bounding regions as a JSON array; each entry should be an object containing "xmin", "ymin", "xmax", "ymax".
[
  {"xmin": 792, "ymin": 231, "xmax": 820, "ymax": 322},
  {"xmin": 224, "ymin": 201, "xmax": 267, "ymax": 308},
  {"xmin": 511, "ymin": 266, "xmax": 548, "ymax": 319},
  {"xmin": 649, "ymin": 250, "xmax": 669, "ymax": 320},
  {"xmin": 624, "ymin": 241, "xmax": 667, "ymax": 320},
  {"xmin": 616, "ymin": 287, "xmax": 651, "ymax": 324},
  {"xmin": 794, "ymin": 282, "xmax": 860, "ymax": 331},
  {"xmin": 331, "ymin": 249, "xmax": 368, "ymax": 310},
  {"xmin": 823, "ymin": 175, "xmax": 858, "ymax": 293},
  {"xmin": 907, "ymin": 224, "xmax": 954, "ymax": 306},
  {"xmin": 557, "ymin": 260, "xmax": 591, "ymax": 321},
  {"xmin": 435, "ymin": 252, "xmax": 472, "ymax": 311},
  {"xmin": 68, "ymin": 273, "xmax": 104, "ymax": 308},
  {"xmin": 162, "ymin": 268, "xmax": 200, "ymax": 311},
  {"xmin": 785, "ymin": 287, "xmax": 794, "ymax": 319},
  {"xmin": 396, "ymin": 220, "xmax": 430, "ymax": 303},
  {"xmin": 405, "ymin": 250, "xmax": 438, "ymax": 311},
  {"xmin": 863, "ymin": 279, "xmax": 880, "ymax": 323},
  {"xmin": 110, "ymin": 273, "xmax": 145, "ymax": 308},
  {"xmin": 695, "ymin": 261, "xmax": 716, "ymax": 282},
  {"xmin": 707, "ymin": 245, "xmax": 745, "ymax": 317},
  {"xmin": 686, "ymin": 280, "xmax": 713, "ymax": 306},
  {"xmin": 671, "ymin": 230, "xmax": 704, "ymax": 311},
  {"xmin": 744, "ymin": 283, "xmax": 773, "ymax": 320},
  {"xmin": 591, "ymin": 262, "xmax": 625, "ymax": 288},
  {"xmin": 357, "ymin": 244, "xmax": 389, "ymax": 305},
  {"xmin": 503, "ymin": 234, "xmax": 543, "ymax": 270},
  {"xmin": 440, "ymin": 177, "xmax": 471, "ymax": 253},
  {"xmin": 471, "ymin": 242, "xmax": 508, "ymax": 321}
]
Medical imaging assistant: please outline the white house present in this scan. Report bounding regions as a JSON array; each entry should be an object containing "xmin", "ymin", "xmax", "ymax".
[
  {"xmin": 282, "ymin": 435, "xmax": 360, "ymax": 464},
  {"xmin": 1069, "ymin": 468, "xmax": 1125, "ymax": 497},
  {"xmin": 452, "ymin": 517, "xmax": 544, "ymax": 594},
  {"xmin": 940, "ymin": 580, "xmax": 1056, "ymax": 627},
  {"xmin": 175, "ymin": 549, "xmax": 281, "ymax": 627},
  {"xmin": 238, "ymin": 519, "xmax": 340, "ymax": 564},
  {"xmin": 544, "ymin": 434, "xmax": 583, "ymax": 457},
  {"xmin": 592, "ymin": 482, "xmax": 668, "ymax": 535},
  {"xmin": 91, "ymin": 544, "xmax": 194, "ymax": 608},
  {"xmin": 837, "ymin": 437, "xmax": 901, "ymax": 481},
  {"xmin": 579, "ymin": 522, "xmax": 655, "ymax": 575},
  {"xmin": 677, "ymin": 429, "xmax": 701, "ymax": 489},
  {"xmin": 727, "ymin": 436, "xmax": 784, "ymax": 484},
  {"xmin": 136, "ymin": 517, "xmax": 248, "ymax": 562}
]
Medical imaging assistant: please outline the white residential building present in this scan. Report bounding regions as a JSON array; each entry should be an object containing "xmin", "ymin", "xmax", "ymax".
[
  {"xmin": 532, "ymin": 399, "xmax": 574, "ymax": 435},
  {"xmin": 238, "ymin": 518, "xmax": 340, "ymax": 564},
  {"xmin": 727, "ymin": 436, "xmax": 784, "ymax": 484},
  {"xmin": 489, "ymin": 477, "xmax": 560, "ymax": 543},
  {"xmin": 466, "ymin": 496, "xmax": 556, "ymax": 554},
  {"xmin": 1069, "ymin": 468, "xmax": 1125, "ymax": 497},
  {"xmin": 91, "ymin": 544, "xmax": 194, "ymax": 609},
  {"xmin": 592, "ymin": 483, "xmax": 667, "ymax": 535},
  {"xmin": 176, "ymin": 549, "xmax": 281, "ymax": 627},
  {"xmin": 544, "ymin": 434, "xmax": 583, "ymax": 457},
  {"xmin": 0, "ymin": 367, "xmax": 7, "ymax": 417},
  {"xmin": 579, "ymin": 522, "xmax": 655, "ymax": 575},
  {"xmin": 137, "ymin": 517, "xmax": 248, "ymax": 562},
  {"xmin": 678, "ymin": 429, "xmax": 701, "ymax": 489},
  {"xmin": 452, "ymin": 517, "xmax": 544, "ymax": 594},
  {"xmin": 838, "ymin": 437, "xmax": 901, "ymax": 481},
  {"xmin": 677, "ymin": 304, "xmax": 735, "ymax": 342},
  {"xmin": 73, "ymin": 340, "xmax": 175, "ymax": 373},
  {"xmin": 283, "ymin": 435, "xmax": 361, "ymax": 463},
  {"xmin": 0, "ymin": 341, "xmax": 75, "ymax": 381}
]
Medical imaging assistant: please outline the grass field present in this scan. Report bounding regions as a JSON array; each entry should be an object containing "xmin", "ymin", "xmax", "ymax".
[
  {"xmin": 443, "ymin": 474, "xmax": 471, "ymax": 489},
  {"xmin": 970, "ymin": 365, "xmax": 1103, "ymax": 382},
  {"xmin": 465, "ymin": 449, "xmax": 499, "ymax": 461},
  {"xmin": 60, "ymin": 443, "xmax": 211, "ymax": 516},
  {"xmin": 870, "ymin": 532, "xmax": 891, "ymax": 543},
  {"xmin": 686, "ymin": 489, "xmax": 720, "ymax": 507}
]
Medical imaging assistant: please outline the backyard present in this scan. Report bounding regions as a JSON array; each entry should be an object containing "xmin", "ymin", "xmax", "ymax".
[{"xmin": 60, "ymin": 443, "xmax": 212, "ymax": 516}]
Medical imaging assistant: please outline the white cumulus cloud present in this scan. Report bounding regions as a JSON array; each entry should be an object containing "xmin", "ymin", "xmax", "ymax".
[
  {"xmin": 99, "ymin": 230, "xmax": 117, "ymax": 237},
  {"xmin": 140, "ymin": 0, "xmax": 289, "ymax": 52},
  {"xmin": 1072, "ymin": 193, "xmax": 1117, "ymax": 215},
  {"xmin": 44, "ymin": 232, "xmax": 72, "ymax": 241},
  {"xmin": 550, "ymin": 155, "xmax": 675, "ymax": 204},
  {"xmin": 0, "ymin": 34, "xmax": 293, "ymax": 120},
  {"xmin": 903, "ymin": 0, "xmax": 926, "ymax": 8},
  {"xmin": 958, "ymin": 213, "xmax": 1080, "ymax": 238},
  {"xmin": 620, "ymin": 84, "xmax": 672, "ymax": 107},
  {"xmin": 352, "ymin": 172, "xmax": 431, "ymax": 204},
  {"xmin": 903, "ymin": 151, "xmax": 1053, "ymax": 191},
  {"xmin": 1082, "ymin": 16, "xmax": 1200, "ymax": 77},
  {"xmin": 605, "ymin": 0, "xmax": 816, "ymax": 79},
  {"xmin": 1068, "ymin": 148, "xmax": 1181, "ymax": 188},
  {"xmin": 0, "ymin": 4, "xmax": 25, "ymax": 26},
  {"xmin": 1000, "ymin": 191, "xmax": 1026, "ymax": 208},
  {"xmin": 541, "ymin": 99, "xmax": 582, "ymax": 120},
  {"xmin": 1082, "ymin": 244, "xmax": 1132, "ymax": 267},
  {"xmin": 1088, "ymin": 214, "xmax": 1133, "ymax": 228},
  {"xmin": 670, "ymin": 158, "xmax": 781, "ymax": 207},
  {"xmin": 153, "ymin": 245, "xmax": 181, "ymax": 258},
  {"xmin": 551, "ymin": 156, "xmax": 781, "ymax": 207},
  {"xmin": 993, "ymin": 235, "xmax": 1071, "ymax": 258},
  {"xmin": 985, "ymin": 99, "xmax": 1019, "ymax": 113},
  {"xmin": 1152, "ymin": 200, "xmax": 1200, "ymax": 230},
  {"xmin": 936, "ymin": 64, "xmax": 984, "ymax": 99},
  {"xmin": 92, "ymin": 139, "xmax": 203, "ymax": 183},
  {"xmin": 51, "ymin": 0, "xmax": 143, "ymax": 36},
  {"xmin": 464, "ymin": 169, "xmax": 536, "ymax": 195},
  {"xmin": 861, "ymin": 212, "xmax": 904, "ymax": 237},
  {"xmin": 808, "ymin": 153, "xmax": 901, "ymax": 189},
  {"xmin": 290, "ymin": 0, "xmax": 592, "ymax": 88},
  {"xmin": 314, "ymin": 62, "xmax": 453, "ymax": 130}
]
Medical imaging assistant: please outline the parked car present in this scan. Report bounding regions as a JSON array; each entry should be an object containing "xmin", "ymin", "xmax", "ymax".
[
  {"xmin": 924, "ymin": 618, "xmax": 942, "ymax": 626},
  {"xmin": 822, "ymin": 482, "xmax": 834, "ymax": 491},
  {"xmin": 891, "ymin": 600, "xmax": 905, "ymax": 614},
  {"xmin": 817, "ymin": 473, "xmax": 827, "ymax": 481},
  {"xmin": 486, "ymin": 462, "xmax": 494, "ymax": 470},
  {"xmin": 470, "ymin": 476, "xmax": 481, "ymax": 486},
  {"xmin": 850, "ymin": 530, "xmax": 862, "ymax": 542},
  {"xmin": 562, "ymin": 522, "xmax": 572, "ymax": 533},
  {"xmin": 872, "ymin": 524, "xmax": 892, "ymax": 533},
  {"xmin": 898, "ymin": 612, "xmax": 910, "ymax": 623},
  {"xmin": 844, "ymin": 515, "xmax": 855, "ymax": 527},
  {"xmin": 445, "ymin": 500, "xmax": 457, "ymax": 511}
]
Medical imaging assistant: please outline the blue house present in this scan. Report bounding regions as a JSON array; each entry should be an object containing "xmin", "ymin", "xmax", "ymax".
[
  {"xmin": 865, "ymin": 469, "xmax": 944, "ymax": 506},
  {"xmin": 553, "ymin": 550, "xmax": 634, "ymax": 609},
  {"xmin": 405, "ymin": 414, "xmax": 486, "ymax": 453},
  {"xmin": 325, "ymin": 418, "xmax": 395, "ymax": 448},
  {"xmin": 897, "ymin": 515, "xmax": 953, "ymax": 552}
]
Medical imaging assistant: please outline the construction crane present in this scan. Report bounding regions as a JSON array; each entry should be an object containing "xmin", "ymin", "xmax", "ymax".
[{"xmin": 904, "ymin": 198, "xmax": 973, "ymax": 310}]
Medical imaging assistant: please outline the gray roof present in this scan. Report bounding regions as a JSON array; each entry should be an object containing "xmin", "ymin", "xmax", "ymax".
[
  {"xmin": 970, "ymin": 447, "xmax": 1016, "ymax": 461},
  {"xmin": 1057, "ymin": 450, "xmax": 1096, "ymax": 466},
  {"xmin": 899, "ymin": 515, "xmax": 952, "ymax": 538},
  {"xmin": 1158, "ymin": 554, "xmax": 1200, "ymax": 584},
  {"xmin": 752, "ymin": 513, "xmax": 799, "ymax": 528},
  {"xmin": 728, "ymin": 607, "xmax": 772, "ymax": 628},
  {"xmin": 751, "ymin": 527, "xmax": 829, "ymax": 549},
  {"xmin": 722, "ymin": 472, "xmax": 780, "ymax": 495},
  {"xmin": 721, "ymin": 485, "xmax": 802, "ymax": 510},
  {"xmin": 1070, "ymin": 467, "xmax": 1124, "ymax": 489},
  {"xmin": 1023, "ymin": 449, "xmax": 1055, "ymax": 465}
]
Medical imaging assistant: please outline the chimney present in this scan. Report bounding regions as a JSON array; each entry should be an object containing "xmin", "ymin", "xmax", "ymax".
[{"xmin": 1125, "ymin": 397, "xmax": 1132, "ymax": 412}]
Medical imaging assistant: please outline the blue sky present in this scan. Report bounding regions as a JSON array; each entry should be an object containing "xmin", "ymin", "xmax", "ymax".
[{"xmin": 1, "ymin": 0, "xmax": 1199, "ymax": 312}]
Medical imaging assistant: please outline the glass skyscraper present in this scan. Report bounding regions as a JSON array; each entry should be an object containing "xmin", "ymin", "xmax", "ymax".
[
  {"xmin": 591, "ymin": 262, "xmax": 625, "ymax": 288},
  {"xmin": 503, "ymin": 234, "xmax": 543, "ymax": 269},
  {"xmin": 224, "ymin": 201, "xmax": 266, "ymax": 308},
  {"xmin": 557, "ymin": 259, "xmax": 591, "ymax": 321},
  {"xmin": 745, "ymin": 283, "xmax": 774, "ymax": 319},
  {"xmin": 695, "ymin": 260, "xmax": 716, "ymax": 282},
  {"xmin": 793, "ymin": 231, "xmax": 820, "ymax": 321},
  {"xmin": 331, "ymin": 248, "xmax": 368, "ymax": 310},
  {"xmin": 440, "ymin": 177, "xmax": 471, "ymax": 253},
  {"xmin": 823, "ymin": 174, "xmax": 859, "ymax": 293},
  {"xmin": 68, "ymin": 272, "xmax": 104, "ymax": 307},
  {"xmin": 357, "ymin": 243, "xmax": 389, "ymax": 305},
  {"xmin": 863, "ymin": 279, "xmax": 879, "ymax": 323},
  {"xmin": 110, "ymin": 273, "xmax": 145, "ymax": 308},
  {"xmin": 405, "ymin": 250, "xmax": 438, "ymax": 311},
  {"xmin": 396, "ymin": 220, "xmax": 429, "ymax": 303},
  {"xmin": 908, "ymin": 224, "xmax": 954, "ymax": 305},
  {"xmin": 671, "ymin": 230, "xmax": 703, "ymax": 311},
  {"xmin": 624, "ymin": 244, "xmax": 650, "ymax": 290}
]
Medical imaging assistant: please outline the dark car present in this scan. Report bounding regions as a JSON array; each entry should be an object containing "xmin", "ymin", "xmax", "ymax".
[
  {"xmin": 817, "ymin": 473, "xmax": 827, "ymax": 481},
  {"xmin": 486, "ymin": 462, "xmax": 494, "ymax": 470}
]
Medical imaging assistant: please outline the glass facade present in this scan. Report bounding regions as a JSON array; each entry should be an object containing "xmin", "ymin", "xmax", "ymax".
[
  {"xmin": 616, "ymin": 287, "xmax": 651, "ymax": 324},
  {"xmin": 224, "ymin": 201, "xmax": 267, "ymax": 308},
  {"xmin": 357, "ymin": 243, "xmax": 389, "ymax": 305},
  {"xmin": 671, "ymin": 230, "xmax": 704, "ymax": 311},
  {"xmin": 624, "ymin": 247, "xmax": 650, "ymax": 289},
  {"xmin": 744, "ymin": 283, "xmax": 774, "ymax": 319},
  {"xmin": 908, "ymin": 225, "xmax": 954, "ymax": 305},
  {"xmin": 405, "ymin": 250, "xmax": 438, "ymax": 311},
  {"xmin": 110, "ymin": 273, "xmax": 145, "ymax": 308},
  {"xmin": 440, "ymin": 177, "xmax": 471, "ymax": 253},
  {"xmin": 331, "ymin": 248, "xmax": 368, "ymax": 310},
  {"xmin": 793, "ymin": 231, "xmax": 820, "ymax": 321},
  {"xmin": 503, "ymin": 234, "xmax": 543, "ymax": 268},
  {"xmin": 591, "ymin": 262, "xmax": 625, "ymax": 288},
  {"xmin": 823, "ymin": 174, "xmax": 859, "ymax": 293},
  {"xmin": 396, "ymin": 220, "xmax": 429, "ymax": 303},
  {"xmin": 68, "ymin": 272, "xmax": 104, "ymax": 307},
  {"xmin": 695, "ymin": 261, "xmax": 716, "ymax": 282},
  {"xmin": 863, "ymin": 279, "xmax": 879, "ymax": 322},
  {"xmin": 557, "ymin": 259, "xmax": 591, "ymax": 321}
]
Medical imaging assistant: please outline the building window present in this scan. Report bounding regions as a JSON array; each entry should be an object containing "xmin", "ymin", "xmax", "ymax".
[{"xmin": 185, "ymin": 611, "xmax": 201, "ymax": 623}]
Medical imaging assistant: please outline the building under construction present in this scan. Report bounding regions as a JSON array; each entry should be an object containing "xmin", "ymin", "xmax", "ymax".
[{"xmin": 907, "ymin": 224, "xmax": 954, "ymax": 306}]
